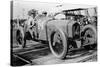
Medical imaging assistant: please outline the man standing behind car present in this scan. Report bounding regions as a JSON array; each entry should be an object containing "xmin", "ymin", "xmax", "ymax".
[
  {"xmin": 25, "ymin": 9, "xmax": 38, "ymax": 31},
  {"xmin": 23, "ymin": 9, "xmax": 38, "ymax": 48}
]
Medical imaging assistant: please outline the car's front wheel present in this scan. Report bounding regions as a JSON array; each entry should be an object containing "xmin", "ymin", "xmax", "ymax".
[{"xmin": 49, "ymin": 29, "xmax": 68, "ymax": 59}]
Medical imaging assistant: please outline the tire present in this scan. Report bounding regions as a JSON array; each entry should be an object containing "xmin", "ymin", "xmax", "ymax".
[
  {"xmin": 16, "ymin": 30, "xmax": 25, "ymax": 48},
  {"xmin": 81, "ymin": 25, "xmax": 97, "ymax": 49},
  {"xmin": 49, "ymin": 28, "xmax": 68, "ymax": 59}
]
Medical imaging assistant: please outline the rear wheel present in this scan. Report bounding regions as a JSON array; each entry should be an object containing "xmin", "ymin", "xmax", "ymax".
[
  {"xmin": 49, "ymin": 29, "xmax": 68, "ymax": 59},
  {"xmin": 82, "ymin": 26, "xmax": 97, "ymax": 49}
]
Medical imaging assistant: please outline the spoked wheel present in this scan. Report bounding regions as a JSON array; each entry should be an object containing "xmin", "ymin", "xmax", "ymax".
[
  {"xmin": 16, "ymin": 30, "xmax": 25, "ymax": 48},
  {"xmin": 82, "ymin": 28, "xmax": 97, "ymax": 49},
  {"xmin": 49, "ymin": 29, "xmax": 68, "ymax": 59}
]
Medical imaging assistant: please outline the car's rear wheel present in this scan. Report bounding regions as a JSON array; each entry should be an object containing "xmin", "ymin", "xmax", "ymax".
[
  {"xmin": 82, "ymin": 26, "xmax": 97, "ymax": 49},
  {"xmin": 49, "ymin": 29, "xmax": 68, "ymax": 59}
]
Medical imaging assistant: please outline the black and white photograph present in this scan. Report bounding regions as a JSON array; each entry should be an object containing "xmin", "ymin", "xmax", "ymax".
[{"xmin": 11, "ymin": 0, "xmax": 97, "ymax": 66}]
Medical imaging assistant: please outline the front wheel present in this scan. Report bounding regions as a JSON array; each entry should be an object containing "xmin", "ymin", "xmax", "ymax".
[{"xmin": 49, "ymin": 29, "xmax": 68, "ymax": 59}]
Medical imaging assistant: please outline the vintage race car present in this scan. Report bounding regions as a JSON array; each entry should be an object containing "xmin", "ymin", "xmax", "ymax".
[{"xmin": 16, "ymin": 8, "xmax": 97, "ymax": 59}]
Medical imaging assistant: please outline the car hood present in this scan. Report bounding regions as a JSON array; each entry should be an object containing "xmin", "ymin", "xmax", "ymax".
[
  {"xmin": 47, "ymin": 19, "xmax": 72, "ymax": 29},
  {"xmin": 46, "ymin": 19, "xmax": 72, "ymax": 34}
]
